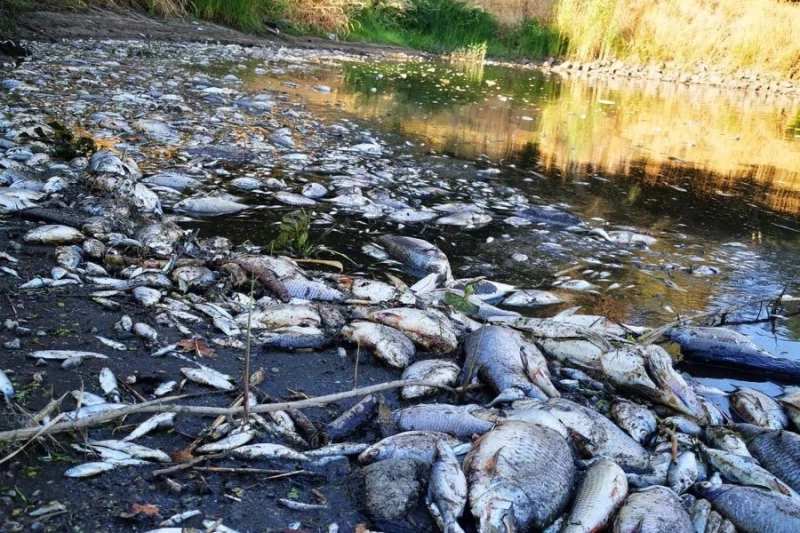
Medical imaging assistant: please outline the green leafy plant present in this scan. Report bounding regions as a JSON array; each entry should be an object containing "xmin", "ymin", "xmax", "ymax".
[
  {"xmin": 19, "ymin": 120, "xmax": 96, "ymax": 160},
  {"xmin": 269, "ymin": 210, "xmax": 351, "ymax": 262},
  {"xmin": 443, "ymin": 284, "xmax": 479, "ymax": 315}
]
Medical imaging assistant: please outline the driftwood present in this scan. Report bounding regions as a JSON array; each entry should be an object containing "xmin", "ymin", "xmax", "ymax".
[{"xmin": 0, "ymin": 379, "xmax": 451, "ymax": 443}]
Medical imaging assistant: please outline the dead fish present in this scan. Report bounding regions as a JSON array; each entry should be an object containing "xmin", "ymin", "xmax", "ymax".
[
  {"xmin": 99, "ymin": 367, "xmax": 120, "ymax": 403},
  {"xmin": 427, "ymin": 440, "xmax": 467, "ymax": 533},
  {"xmin": 502, "ymin": 289, "xmax": 563, "ymax": 308},
  {"xmin": 173, "ymin": 197, "xmax": 249, "ymax": 215},
  {"xmin": 512, "ymin": 319, "xmax": 613, "ymax": 370},
  {"xmin": 95, "ymin": 336, "xmax": 127, "ymax": 351},
  {"xmin": 274, "ymin": 191, "xmax": 317, "ymax": 206},
  {"xmin": 231, "ymin": 443, "xmax": 310, "ymax": 462},
  {"xmin": 133, "ymin": 286, "xmax": 162, "ymax": 307},
  {"xmin": 358, "ymin": 431, "xmax": 462, "ymax": 464},
  {"xmin": 701, "ymin": 445, "xmax": 797, "ymax": 497},
  {"xmin": 665, "ymin": 326, "xmax": 800, "ymax": 380},
  {"xmin": 305, "ymin": 442, "xmax": 370, "ymax": 458},
  {"xmin": 401, "ymin": 359, "xmax": 460, "ymax": 400},
  {"xmin": 181, "ymin": 367, "xmax": 234, "ymax": 391},
  {"xmin": 694, "ymin": 482, "xmax": 800, "ymax": 533},
  {"xmin": 159, "ymin": 510, "xmax": 202, "ymax": 527},
  {"xmin": 338, "ymin": 277, "xmax": 397, "ymax": 302},
  {"xmin": 462, "ymin": 325, "xmax": 559, "ymax": 400},
  {"xmin": 29, "ymin": 350, "xmax": 108, "ymax": 360},
  {"xmin": 555, "ymin": 279, "xmax": 601, "ymax": 293},
  {"xmin": 516, "ymin": 205, "xmax": 583, "ymax": 227},
  {"xmin": 341, "ymin": 321, "xmax": 416, "ymax": 369},
  {"xmin": 668, "ymin": 451, "xmax": 699, "ymax": 494},
  {"xmin": 325, "ymin": 395, "xmax": 379, "ymax": 442},
  {"xmin": 278, "ymin": 499, "xmax": 328, "ymax": 511},
  {"xmin": 434, "ymin": 211, "xmax": 491, "ymax": 227},
  {"xmin": 133, "ymin": 322, "xmax": 159, "ymax": 343},
  {"xmin": 731, "ymin": 388, "xmax": 788, "ymax": 430},
  {"xmin": 64, "ymin": 461, "xmax": 116, "ymax": 478},
  {"xmin": 71, "ymin": 390, "xmax": 107, "ymax": 406},
  {"xmin": 24, "ymin": 224, "xmax": 84, "ymax": 244},
  {"xmin": 704, "ymin": 426, "xmax": 751, "ymax": 457},
  {"xmin": 123, "ymin": 412, "xmax": 177, "ymax": 441},
  {"xmin": 116, "ymin": 315, "xmax": 133, "ymax": 332},
  {"xmin": 389, "ymin": 208, "xmax": 439, "ymax": 224},
  {"xmin": 465, "ymin": 421, "xmax": 576, "ymax": 531},
  {"xmin": 63, "ymin": 403, "xmax": 128, "ymax": 421},
  {"xmin": 0, "ymin": 369, "xmax": 14, "ymax": 403},
  {"xmin": 394, "ymin": 404, "xmax": 494, "ymax": 438},
  {"xmin": 562, "ymin": 457, "xmax": 628, "ymax": 533},
  {"xmin": 377, "ymin": 235, "xmax": 453, "ymax": 283},
  {"xmin": 153, "ymin": 380, "xmax": 178, "ymax": 397},
  {"xmin": 260, "ymin": 326, "xmax": 330, "ymax": 350},
  {"xmin": 611, "ymin": 400, "xmax": 657, "ymax": 444},
  {"xmin": 780, "ymin": 387, "xmax": 800, "ymax": 429},
  {"xmin": 243, "ymin": 304, "xmax": 321, "ymax": 329},
  {"xmin": 55, "ymin": 245, "xmax": 83, "ymax": 270},
  {"xmin": 449, "ymin": 278, "xmax": 516, "ymax": 302},
  {"xmin": 368, "ymin": 308, "xmax": 457, "ymax": 353},
  {"xmin": 88, "ymin": 440, "xmax": 170, "ymax": 462},
  {"xmin": 197, "ymin": 429, "xmax": 255, "ymax": 453},
  {"xmin": 282, "ymin": 278, "xmax": 344, "ymax": 302},
  {"xmin": 613, "ymin": 485, "xmax": 693, "ymax": 532},
  {"xmin": 735, "ymin": 423, "xmax": 800, "ymax": 493}
]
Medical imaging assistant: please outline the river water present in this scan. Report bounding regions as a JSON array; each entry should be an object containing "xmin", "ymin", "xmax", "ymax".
[{"xmin": 201, "ymin": 57, "xmax": 800, "ymax": 396}]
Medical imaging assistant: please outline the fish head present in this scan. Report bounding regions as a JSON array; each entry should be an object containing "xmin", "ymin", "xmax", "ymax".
[
  {"xmin": 358, "ymin": 442, "xmax": 391, "ymax": 464},
  {"xmin": 731, "ymin": 423, "xmax": 768, "ymax": 442},
  {"xmin": 645, "ymin": 346, "xmax": 705, "ymax": 419},
  {"xmin": 691, "ymin": 480, "xmax": 733, "ymax": 501},
  {"xmin": 478, "ymin": 496, "xmax": 517, "ymax": 533}
]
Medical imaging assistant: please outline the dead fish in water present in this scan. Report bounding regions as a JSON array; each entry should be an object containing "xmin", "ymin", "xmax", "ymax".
[
  {"xmin": 613, "ymin": 485, "xmax": 693, "ymax": 532},
  {"xmin": 377, "ymin": 235, "xmax": 453, "ymax": 283},
  {"xmin": 56, "ymin": 245, "xmax": 82, "ymax": 270},
  {"xmin": 516, "ymin": 205, "xmax": 583, "ymax": 227},
  {"xmin": 735, "ymin": 424, "xmax": 800, "ymax": 494},
  {"xmin": 611, "ymin": 400, "xmax": 657, "ymax": 444},
  {"xmin": 260, "ymin": 326, "xmax": 331, "ymax": 350},
  {"xmin": 465, "ymin": 421, "xmax": 576, "ymax": 531},
  {"xmin": 731, "ymin": 388, "xmax": 788, "ymax": 430},
  {"xmin": 181, "ymin": 367, "xmax": 234, "ymax": 391},
  {"xmin": 554, "ymin": 279, "xmax": 601, "ymax": 293},
  {"xmin": 700, "ymin": 445, "xmax": 797, "ymax": 497},
  {"xmin": 153, "ymin": 380, "xmax": 178, "ymax": 397},
  {"xmin": 197, "ymin": 429, "xmax": 255, "ymax": 453},
  {"xmin": 502, "ymin": 289, "xmax": 563, "ymax": 308},
  {"xmin": 305, "ymin": 442, "xmax": 369, "ymax": 458},
  {"xmin": 173, "ymin": 197, "xmax": 249, "ymax": 215},
  {"xmin": 551, "ymin": 308, "xmax": 649, "ymax": 337},
  {"xmin": 337, "ymin": 277, "xmax": 397, "ymax": 302},
  {"xmin": 341, "ymin": 321, "xmax": 416, "ymax": 369},
  {"xmin": 462, "ymin": 325, "xmax": 559, "ymax": 400},
  {"xmin": 231, "ymin": 443, "xmax": 310, "ymax": 462},
  {"xmin": 562, "ymin": 457, "xmax": 628, "ymax": 533},
  {"xmin": 511, "ymin": 319, "xmax": 613, "ymax": 370},
  {"xmin": 64, "ymin": 461, "xmax": 116, "ymax": 478},
  {"xmin": 668, "ymin": 451, "xmax": 699, "ymax": 494},
  {"xmin": 283, "ymin": 278, "xmax": 344, "ymax": 302},
  {"xmin": 123, "ymin": 412, "xmax": 176, "ymax": 441},
  {"xmin": 401, "ymin": 359, "xmax": 460, "ymax": 400},
  {"xmin": 133, "ymin": 322, "xmax": 159, "ymax": 343},
  {"xmin": 325, "ymin": 395, "xmax": 379, "ymax": 442},
  {"xmin": 704, "ymin": 426, "xmax": 751, "ymax": 457},
  {"xmin": 389, "ymin": 208, "xmax": 439, "ymax": 224},
  {"xmin": 95, "ymin": 335, "xmax": 127, "ymax": 351},
  {"xmin": 243, "ymin": 304, "xmax": 321, "ymax": 329},
  {"xmin": 449, "ymin": 278, "xmax": 516, "ymax": 302},
  {"xmin": 159, "ymin": 510, "xmax": 202, "ymax": 527},
  {"xmin": 278, "ymin": 498, "xmax": 328, "ymax": 511},
  {"xmin": 665, "ymin": 326, "xmax": 800, "ymax": 381},
  {"xmin": 88, "ymin": 440, "xmax": 170, "ymax": 462},
  {"xmin": 29, "ymin": 350, "xmax": 108, "ymax": 360},
  {"xmin": 71, "ymin": 390, "xmax": 107, "ymax": 406},
  {"xmin": 0, "ymin": 369, "xmax": 14, "ymax": 404},
  {"xmin": 394, "ymin": 404, "xmax": 494, "ymax": 438},
  {"xmin": 434, "ymin": 211, "xmax": 492, "ymax": 227},
  {"xmin": 24, "ymin": 224, "xmax": 85, "ymax": 244},
  {"xmin": 427, "ymin": 440, "xmax": 467, "ymax": 533},
  {"xmin": 358, "ymin": 431, "xmax": 462, "ymax": 464},
  {"xmin": 694, "ymin": 482, "xmax": 800, "ymax": 533},
  {"xmin": 537, "ymin": 398, "xmax": 650, "ymax": 472},
  {"xmin": 63, "ymin": 403, "xmax": 128, "ymax": 421},
  {"xmin": 99, "ymin": 367, "xmax": 120, "ymax": 403},
  {"xmin": 133, "ymin": 286, "xmax": 161, "ymax": 307},
  {"xmin": 780, "ymin": 387, "xmax": 800, "ymax": 429},
  {"xmin": 368, "ymin": 308, "xmax": 457, "ymax": 353}
]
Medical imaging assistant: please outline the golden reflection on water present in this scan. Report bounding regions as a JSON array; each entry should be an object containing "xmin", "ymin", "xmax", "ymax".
[{"xmin": 248, "ymin": 60, "xmax": 800, "ymax": 216}]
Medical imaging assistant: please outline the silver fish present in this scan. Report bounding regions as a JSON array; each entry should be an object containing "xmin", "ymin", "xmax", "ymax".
[
  {"xmin": 613, "ymin": 485, "xmax": 694, "ymax": 532},
  {"xmin": 704, "ymin": 426, "xmax": 751, "ymax": 457},
  {"xmin": 377, "ymin": 235, "xmax": 453, "ymax": 283},
  {"xmin": 502, "ymin": 289, "xmax": 563, "ymax": 308},
  {"xmin": 305, "ymin": 443, "xmax": 369, "ymax": 458},
  {"xmin": 359, "ymin": 431, "xmax": 462, "ymax": 464},
  {"xmin": 282, "ymin": 278, "xmax": 344, "ymax": 302},
  {"xmin": 668, "ymin": 451, "xmax": 699, "ymax": 494},
  {"xmin": 160, "ymin": 510, "xmax": 201, "ymax": 527},
  {"xmin": 464, "ymin": 421, "xmax": 576, "ymax": 531},
  {"xmin": 339, "ymin": 277, "xmax": 397, "ymax": 302},
  {"xmin": 462, "ymin": 326, "xmax": 559, "ymax": 400},
  {"xmin": 153, "ymin": 381, "xmax": 178, "ymax": 397},
  {"xmin": 780, "ymin": 387, "xmax": 800, "ymax": 429},
  {"xmin": 260, "ymin": 325, "xmax": 330, "ymax": 350},
  {"xmin": 55, "ymin": 245, "xmax": 83, "ymax": 270},
  {"xmin": 427, "ymin": 440, "xmax": 467, "ymax": 533},
  {"xmin": 133, "ymin": 322, "xmax": 159, "ymax": 343},
  {"xmin": 95, "ymin": 335, "xmax": 127, "ymax": 351},
  {"xmin": 24, "ymin": 224, "xmax": 84, "ymax": 244},
  {"xmin": 735, "ymin": 424, "xmax": 800, "ymax": 493},
  {"xmin": 133, "ymin": 286, "xmax": 162, "ymax": 307},
  {"xmin": 695, "ymin": 482, "xmax": 800, "ymax": 533},
  {"xmin": 231, "ymin": 443, "xmax": 310, "ymax": 462},
  {"xmin": 731, "ymin": 388, "xmax": 788, "ymax": 430},
  {"xmin": 512, "ymin": 319, "xmax": 612, "ymax": 369},
  {"xmin": 99, "ymin": 367, "xmax": 120, "ymax": 403},
  {"xmin": 29, "ymin": 350, "xmax": 108, "ymax": 360},
  {"xmin": 173, "ymin": 197, "xmax": 249, "ymax": 215},
  {"xmin": 611, "ymin": 400, "xmax": 657, "ymax": 444},
  {"xmin": 368, "ymin": 308, "xmax": 457, "ymax": 353},
  {"xmin": 0, "ymin": 368, "xmax": 14, "ymax": 403},
  {"xmin": 123, "ymin": 412, "xmax": 177, "ymax": 441},
  {"xmin": 71, "ymin": 390, "xmax": 107, "ymax": 406},
  {"xmin": 702, "ymin": 445, "xmax": 797, "ymax": 497},
  {"xmin": 197, "ymin": 429, "xmax": 255, "ymax": 453},
  {"xmin": 562, "ymin": 457, "xmax": 628, "ymax": 533},
  {"xmin": 394, "ymin": 404, "xmax": 494, "ymax": 438},
  {"xmin": 64, "ymin": 461, "xmax": 116, "ymax": 478},
  {"xmin": 278, "ymin": 498, "xmax": 328, "ymax": 511},
  {"xmin": 401, "ymin": 359, "xmax": 460, "ymax": 400},
  {"xmin": 63, "ymin": 403, "xmax": 128, "ymax": 420},
  {"xmin": 341, "ymin": 321, "xmax": 416, "ymax": 369},
  {"xmin": 434, "ymin": 211, "xmax": 491, "ymax": 227},
  {"xmin": 691, "ymin": 498, "xmax": 712, "ymax": 533},
  {"xmin": 181, "ymin": 367, "xmax": 234, "ymax": 391},
  {"xmin": 389, "ymin": 208, "xmax": 439, "ymax": 224},
  {"xmin": 88, "ymin": 440, "xmax": 170, "ymax": 462},
  {"xmin": 243, "ymin": 304, "xmax": 321, "ymax": 329}
]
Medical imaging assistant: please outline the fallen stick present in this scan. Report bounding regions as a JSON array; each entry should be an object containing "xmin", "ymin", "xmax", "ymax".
[
  {"xmin": 0, "ymin": 380, "xmax": 451, "ymax": 443},
  {"xmin": 192, "ymin": 467, "xmax": 317, "ymax": 479}
]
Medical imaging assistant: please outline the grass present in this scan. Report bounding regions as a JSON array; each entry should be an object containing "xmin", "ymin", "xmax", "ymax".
[{"xmin": 0, "ymin": 0, "xmax": 32, "ymax": 37}]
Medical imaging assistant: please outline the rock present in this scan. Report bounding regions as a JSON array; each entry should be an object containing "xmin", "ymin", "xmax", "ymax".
[{"xmin": 360, "ymin": 458, "xmax": 427, "ymax": 520}]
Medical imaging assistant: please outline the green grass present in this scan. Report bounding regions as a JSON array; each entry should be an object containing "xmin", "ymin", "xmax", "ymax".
[
  {"xmin": 191, "ymin": 0, "xmax": 271, "ymax": 31},
  {"xmin": 0, "ymin": 0, "xmax": 32, "ymax": 37},
  {"xmin": 346, "ymin": 0, "xmax": 565, "ymax": 59}
]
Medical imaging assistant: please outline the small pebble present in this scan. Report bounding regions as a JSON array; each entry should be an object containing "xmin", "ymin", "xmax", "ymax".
[{"xmin": 3, "ymin": 338, "xmax": 20, "ymax": 350}]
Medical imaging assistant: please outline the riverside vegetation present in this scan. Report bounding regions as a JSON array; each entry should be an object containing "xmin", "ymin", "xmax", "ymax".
[{"xmin": 12, "ymin": 0, "xmax": 800, "ymax": 80}]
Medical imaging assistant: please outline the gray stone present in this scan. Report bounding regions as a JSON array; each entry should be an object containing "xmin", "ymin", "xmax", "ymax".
[{"xmin": 360, "ymin": 458, "xmax": 426, "ymax": 520}]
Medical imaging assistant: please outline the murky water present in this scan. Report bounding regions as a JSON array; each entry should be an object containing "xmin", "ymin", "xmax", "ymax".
[{"xmin": 193, "ymin": 57, "xmax": 800, "ymax": 392}]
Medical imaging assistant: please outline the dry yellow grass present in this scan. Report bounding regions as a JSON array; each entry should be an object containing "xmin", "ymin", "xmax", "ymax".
[
  {"xmin": 282, "ymin": 0, "xmax": 371, "ymax": 32},
  {"xmin": 471, "ymin": 0, "xmax": 555, "ymax": 25}
]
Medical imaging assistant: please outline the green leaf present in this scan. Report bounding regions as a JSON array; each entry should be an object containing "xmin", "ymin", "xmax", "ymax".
[
  {"xmin": 287, "ymin": 486, "xmax": 300, "ymax": 500},
  {"xmin": 442, "ymin": 291, "xmax": 480, "ymax": 315}
]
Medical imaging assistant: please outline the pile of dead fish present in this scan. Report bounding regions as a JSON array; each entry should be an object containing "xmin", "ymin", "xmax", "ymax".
[{"xmin": 3, "ymin": 40, "xmax": 800, "ymax": 533}]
